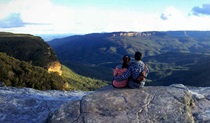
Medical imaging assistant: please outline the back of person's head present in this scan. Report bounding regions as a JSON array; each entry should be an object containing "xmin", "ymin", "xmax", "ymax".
[
  {"xmin": 122, "ymin": 55, "xmax": 130, "ymax": 68},
  {"xmin": 134, "ymin": 51, "xmax": 142, "ymax": 61},
  {"xmin": 123, "ymin": 55, "xmax": 130, "ymax": 62}
]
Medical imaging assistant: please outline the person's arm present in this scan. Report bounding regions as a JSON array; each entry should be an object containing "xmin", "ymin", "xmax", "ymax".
[
  {"xmin": 114, "ymin": 66, "xmax": 131, "ymax": 81},
  {"xmin": 113, "ymin": 67, "xmax": 120, "ymax": 76},
  {"xmin": 145, "ymin": 65, "xmax": 149, "ymax": 77}
]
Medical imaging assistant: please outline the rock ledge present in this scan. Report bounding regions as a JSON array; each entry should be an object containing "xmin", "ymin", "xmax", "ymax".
[{"xmin": 47, "ymin": 85, "xmax": 203, "ymax": 123}]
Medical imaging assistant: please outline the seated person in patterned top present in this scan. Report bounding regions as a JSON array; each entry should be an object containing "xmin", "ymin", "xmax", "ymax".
[
  {"xmin": 114, "ymin": 51, "xmax": 149, "ymax": 88},
  {"xmin": 112, "ymin": 55, "xmax": 131, "ymax": 88}
]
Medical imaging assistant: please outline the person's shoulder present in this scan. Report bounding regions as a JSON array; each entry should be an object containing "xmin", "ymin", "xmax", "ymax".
[
  {"xmin": 128, "ymin": 62, "xmax": 136, "ymax": 68},
  {"xmin": 141, "ymin": 61, "xmax": 148, "ymax": 66},
  {"xmin": 137, "ymin": 61, "xmax": 145, "ymax": 65},
  {"xmin": 132, "ymin": 61, "xmax": 145, "ymax": 68}
]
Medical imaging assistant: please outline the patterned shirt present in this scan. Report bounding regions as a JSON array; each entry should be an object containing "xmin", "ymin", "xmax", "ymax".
[{"xmin": 114, "ymin": 61, "xmax": 149, "ymax": 87}]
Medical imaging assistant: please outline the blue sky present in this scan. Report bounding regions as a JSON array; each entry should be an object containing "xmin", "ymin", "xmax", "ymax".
[{"xmin": 0, "ymin": 0, "xmax": 210, "ymax": 34}]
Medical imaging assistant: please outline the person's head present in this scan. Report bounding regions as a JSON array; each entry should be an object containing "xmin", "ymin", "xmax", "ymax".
[
  {"xmin": 122, "ymin": 55, "xmax": 131, "ymax": 68},
  {"xmin": 134, "ymin": 51, "xmax": 142, "ymax": 61}
]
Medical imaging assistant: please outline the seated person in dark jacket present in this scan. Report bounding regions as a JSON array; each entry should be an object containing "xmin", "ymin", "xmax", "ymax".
[{"xmin": 114, "ymin": 51, "xmax": 149, "ymax": 88}]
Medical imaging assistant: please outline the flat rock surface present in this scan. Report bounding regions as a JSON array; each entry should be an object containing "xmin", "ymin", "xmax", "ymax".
[
  {"xmin": 0, "ymin": 87, "xmax": 89, "ymax": 123},
  {"xmin": 1, "ymin": 85, "xmax": 210, "ymax": 123},
  {"xmin": 48, "ymin": 85, "xmax": 194, "ymax": 123}
]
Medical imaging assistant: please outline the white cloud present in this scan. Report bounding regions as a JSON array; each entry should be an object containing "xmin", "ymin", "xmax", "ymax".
[
  {"xmin": 0, "ymin": 13, "xmax": 26, "ymax": 28},
  {"xmin": 192, "ymin": 3, "xmax": 210, "ymax": 16},
  {"xmin": 1, "ymin": 1, "xmax": 210, "ymax": 34},
  {"xmin": 159, "ymin": 6, "xmax": 210, "ymax": 31},
  {"xmin": 0, "ymin": 0, "xmax": 75, "ymax": 34}
]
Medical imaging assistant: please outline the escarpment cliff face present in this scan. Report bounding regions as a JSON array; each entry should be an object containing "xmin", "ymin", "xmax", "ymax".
[
  {"xmin": 0, "ymin": 32, "xmax": 58, "ymax": 69},
  {"xmin": 112, "ymin": 31, "xmax": 159, "ymax": 37}
]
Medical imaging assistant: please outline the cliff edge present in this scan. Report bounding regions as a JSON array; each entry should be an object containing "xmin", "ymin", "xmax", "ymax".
[
  {"xmin": 47, "ymin": 84, "xmax": 210, "ymax": 123},
  {"xmin": 1, "ymin": 84, "xmax": 210, "ymax": 123},
  {"xmin": 0, "ymin": 32, "xmax": 58, "ymax": 69}
]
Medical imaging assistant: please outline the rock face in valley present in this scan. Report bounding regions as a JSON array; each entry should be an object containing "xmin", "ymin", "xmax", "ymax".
[
  {"xmin": 0, "ymin": 52, "xmax": 67, "ymax": 90},
  {"xmin": 47, "ymin": 61, "xmax": 62, "ymax": 75},
  {"xmin": 1, "ymin": 84, "xmax": 210, "ymax": 123},
  {"xmin": 112, "ymin": 31, "xmax": 159, "ymax": 37}
]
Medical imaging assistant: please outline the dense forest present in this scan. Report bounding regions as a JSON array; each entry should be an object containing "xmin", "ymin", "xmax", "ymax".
[
  {"xmin": 144, "ymin": 52, "xmax": 210, "ymax": 86},
  {"xmin": 0, "ymin": 52, "xmax": 107, "ymax": 91},
  {"xmin": 0, "ymin": 52, "xmax": 69, "ymax": 90}
]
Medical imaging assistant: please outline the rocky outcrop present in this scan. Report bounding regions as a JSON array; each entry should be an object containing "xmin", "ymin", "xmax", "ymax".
[
  {"xmin": 47, "ymin": 85, "xmax": 193, "ymax": 123},
  {"xmin": 119, "ymin": 32, "xmax": 141, "ymax": 37},
  {"xmin": 188, "ymin": 86, "xmax": 210, "ymax": 122},
  {"xmin": 47, "ymin": 84, "xmax": 210, "ymax": 123},
  {"xmin": 1, "ymin": 84, "xmax": 210, "ymax": 123},
  {"xmin": 48, "ymin": 61, "xmax": 62, "ymax": 75},
  {"xmin": 112, "ymin": 32, "xmax": 158, "ymax": 37},
  {"xmin": 0, "ymin": 87, "xmax": 89, "ymax": 123}
]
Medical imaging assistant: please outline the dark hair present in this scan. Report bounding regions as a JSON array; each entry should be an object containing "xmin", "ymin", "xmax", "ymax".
[
  {"xmin": 134, "ymin": 51, "xmax": 142, "ymax": 61},
  {"xmin": 122, "ymin": 55, "xmax": 130, "ymax": 68}
]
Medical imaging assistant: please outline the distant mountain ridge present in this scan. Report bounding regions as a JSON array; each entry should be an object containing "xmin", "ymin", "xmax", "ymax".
[
  {"xmin": 48, "ymin": 31, "xmax": 176, "ymax": 64},
  {"xmin": 48, "ymin": 31, "xmax": 210, "ymax": 86},
  {"xmin": 165, "ymin": 31, "xmax": 210, "ymax": 38},
  {"xmin": 48, "ymin": 31, "xmax": 210, "ymax": 65},
  {"xmin": 35, "ymin": 33, "xmax": 74, "ymax": 41}
]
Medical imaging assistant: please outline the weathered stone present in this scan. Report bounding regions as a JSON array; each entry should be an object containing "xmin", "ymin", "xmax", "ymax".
[
  {"xmin": 0, "ymin": 87, "xmax": 88, "ymax": 123},
  {"xmin": 2, "ymin": 85, "xmax": 210, "ymax": 123},
  {"xmin": 46, "ymin": 100, "xmax": 81, "ymax": 123},
  {"xmin": 48, "ymin": 86, "xmax": 195, "ymax": 123},
  {"xmin": 188, "ymin": 87, "xmax": 210, "ymax": 122}
]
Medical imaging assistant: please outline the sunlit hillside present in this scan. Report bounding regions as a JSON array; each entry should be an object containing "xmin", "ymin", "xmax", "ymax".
[
  {"xmin": 0, "ymin": 52, "xmax": 69, "ymax": 90},
  {"xmin": 61, "ymin": 65, "xmax": 108, "ymax": 91}
]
